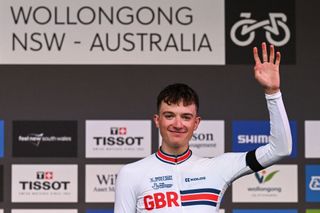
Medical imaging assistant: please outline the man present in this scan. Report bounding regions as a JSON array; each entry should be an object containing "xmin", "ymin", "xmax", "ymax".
[{"xmin": 114, "ymin": 42, "xmax": 292, "ymax": 212}]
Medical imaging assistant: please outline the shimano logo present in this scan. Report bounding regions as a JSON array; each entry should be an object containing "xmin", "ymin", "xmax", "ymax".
[
  {"xmin": 238, "ymin": 135, "xmax": 270, "ymax": 144},
  {"xmin": 309, "ymin": 176, "xmax": 320, "ymax": 191},
  {"xmin": 185, "ymin": 176, "xmax": 206, "ymax": 182}
]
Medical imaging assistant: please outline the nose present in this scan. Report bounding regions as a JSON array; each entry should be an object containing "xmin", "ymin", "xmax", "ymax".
[{"xmin": 173, "ymin": 117, "xmax": 183, "ymax": 128}]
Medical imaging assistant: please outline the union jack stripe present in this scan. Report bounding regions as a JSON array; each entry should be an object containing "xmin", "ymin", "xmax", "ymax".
[
  {"xmin": 180, "ymin": 188, "xmax": 220, "ymax": 207},
  {"xmin": 156, "ymin": 148, "xmax": 192, "ymax": 165}
]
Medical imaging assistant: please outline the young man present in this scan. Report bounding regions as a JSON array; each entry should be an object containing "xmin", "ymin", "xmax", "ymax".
[{"xmin": 114, "ymin": 42, "xmax": 292, "ymax": 212}]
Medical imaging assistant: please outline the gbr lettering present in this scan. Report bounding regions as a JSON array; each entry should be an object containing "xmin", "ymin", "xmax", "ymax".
[{"xmin": 143, "ymin": 191, "xmax": 179, "ymax": 210}]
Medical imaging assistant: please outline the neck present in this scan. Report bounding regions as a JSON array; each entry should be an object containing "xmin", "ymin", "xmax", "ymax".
[{"xmin": 161, "ymin": 143, "xmax": 189, "ymax": 156}]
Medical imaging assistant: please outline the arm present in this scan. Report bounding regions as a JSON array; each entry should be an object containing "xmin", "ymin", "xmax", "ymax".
[
  {"xmin": 246, "ymin": 43, "xmax": 292, "ymax": 172},
  {"xmin": 114, "ymin": 166, "xmax": 137, "ymax": 213}
]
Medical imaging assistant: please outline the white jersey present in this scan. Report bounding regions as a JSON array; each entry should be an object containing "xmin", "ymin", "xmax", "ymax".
[{"xmin": 115, "ymin": 92, "xmax": 292, "ymax": 213}]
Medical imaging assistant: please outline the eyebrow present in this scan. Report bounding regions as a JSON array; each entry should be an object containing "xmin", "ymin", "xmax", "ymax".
[{"xmin": 162, "ymin": 111, "xmax": 195, "ymax": 117}]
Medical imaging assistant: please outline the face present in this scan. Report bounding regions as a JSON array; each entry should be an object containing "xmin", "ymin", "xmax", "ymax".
[{"xmin": 154, "ymin": 100, "xmax": 201, "ymax": 153}]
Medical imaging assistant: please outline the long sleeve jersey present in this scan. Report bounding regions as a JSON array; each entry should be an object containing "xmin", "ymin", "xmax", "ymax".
[{"xmin": 114, "ymin": 92, "xmax": 292, "ymax": 213}]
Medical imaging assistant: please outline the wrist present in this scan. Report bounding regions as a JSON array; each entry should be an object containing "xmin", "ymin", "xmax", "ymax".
[{"xmin": 264, "ymin": 88, "xmax": 280, "ymax": 95}]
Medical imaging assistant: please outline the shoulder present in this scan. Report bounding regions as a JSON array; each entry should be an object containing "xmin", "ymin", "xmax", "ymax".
[
  {"xmin": 190, "ymin": 152, "xmax": 248, "ymax": 169},
  {"xmin": 118, "ymin": 154, "xmax": 156, "ymax": 176}
]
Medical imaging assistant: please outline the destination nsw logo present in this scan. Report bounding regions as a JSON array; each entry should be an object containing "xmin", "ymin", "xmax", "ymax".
[{"xmin": 13, "ymin": 121, "xmax": 77, "ymax": 157}]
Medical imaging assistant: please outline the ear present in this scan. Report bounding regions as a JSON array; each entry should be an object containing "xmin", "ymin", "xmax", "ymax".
[
  {"xmin": 194, "ymin": 116, "xmax": 201, "ymax": 131},
  {"xmin": 153, "ymin": 114, "xmax": 160, "ymax": 128}
]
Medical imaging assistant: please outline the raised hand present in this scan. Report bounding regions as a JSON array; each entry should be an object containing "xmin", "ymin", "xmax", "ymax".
[{"xmin": 253, "ymin": 42, "xmax": 281, "ymax": 94}]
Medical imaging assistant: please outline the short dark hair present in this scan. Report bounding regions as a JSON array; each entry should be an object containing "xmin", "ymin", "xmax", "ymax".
[{"xmin": 157, "ymin": 83, "xmax": 199, "ymax": 113}]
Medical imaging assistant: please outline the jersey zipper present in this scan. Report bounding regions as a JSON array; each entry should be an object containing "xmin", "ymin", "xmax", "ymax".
[{"xmin": 175, "ymin": 159, "xmax": 185, "ymax": 213}]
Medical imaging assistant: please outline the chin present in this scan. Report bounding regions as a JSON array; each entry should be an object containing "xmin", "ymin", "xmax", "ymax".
[{"xmin": 168, "ymin": 140, "xmax": 187, "ymax": 148}]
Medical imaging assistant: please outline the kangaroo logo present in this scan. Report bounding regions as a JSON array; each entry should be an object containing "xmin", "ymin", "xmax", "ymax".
[
  {"xmin": 255, "ymin": 170, "xmax": 279, "ymax": 184},
  {"xmin": 230, "ymin": 13, "xmax": 290, "ymax": 46}
]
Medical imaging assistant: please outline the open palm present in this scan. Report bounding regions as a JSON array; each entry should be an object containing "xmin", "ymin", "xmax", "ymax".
[{"xmin": 253, "ymin": 42, "xmax": 281, "ymax": 94}]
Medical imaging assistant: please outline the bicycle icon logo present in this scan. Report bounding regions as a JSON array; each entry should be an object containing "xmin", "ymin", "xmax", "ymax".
[{"xmin": 230, "ymin": 13, "xmax": 291, "ymax": 46}]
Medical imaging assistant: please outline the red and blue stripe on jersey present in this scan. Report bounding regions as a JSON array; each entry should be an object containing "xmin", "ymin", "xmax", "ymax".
[{"xmin": 156, "ymin": 148, "xmax": 192, "ymax": 164}]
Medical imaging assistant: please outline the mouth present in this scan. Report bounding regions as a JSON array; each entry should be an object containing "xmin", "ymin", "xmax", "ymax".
[{"xmin": 168, "ymin": 129, "xmax": 187, "ymax": 135}]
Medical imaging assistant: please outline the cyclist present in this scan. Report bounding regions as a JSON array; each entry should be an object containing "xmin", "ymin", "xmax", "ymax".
[{"xmin": 114, "ymin": 42, "xmax": 291, "ymax": 213}]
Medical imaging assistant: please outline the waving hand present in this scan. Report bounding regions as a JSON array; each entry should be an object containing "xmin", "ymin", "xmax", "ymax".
[{"xmin": 253, "ymin": 42, "xmax": 281, "ymax": 94}]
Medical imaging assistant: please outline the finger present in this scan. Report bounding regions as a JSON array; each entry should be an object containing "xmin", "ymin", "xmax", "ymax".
[
  {"xmin": 275, "ymin": 51, "xmax": 281, "ymax": 66},
  {"xmin": 262, "ymin": 42, "xmax": 268, "ymax": 62},
  {"xmin": 253, "ymin": 47, "xmax": 261, "ymax": 64},
  {"xmin": 269, "ymin": 44, "xmax": 275, "ymax": 63}
]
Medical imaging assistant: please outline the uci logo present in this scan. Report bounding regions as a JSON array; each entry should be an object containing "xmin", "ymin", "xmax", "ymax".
[
  {"xmin": 309, "ymin": 176, "xmax": 320, "ymax": 191},
  {"xmin": 230, "ymin": 12, "xmax": 290, "ymax": 46}
]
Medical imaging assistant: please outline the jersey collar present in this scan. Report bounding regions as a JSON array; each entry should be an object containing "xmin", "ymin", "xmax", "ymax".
[{"xmin": 156, "ymin": 147, "xmax": 192, "ymax": 165}]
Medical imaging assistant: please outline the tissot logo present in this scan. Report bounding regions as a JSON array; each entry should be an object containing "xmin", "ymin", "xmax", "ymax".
[
  {"xmin": 13, "ymin": 121, "xmax": 77, "ymax": 157},
  {"xmin": 86, "ymin": 120, "xmax": 151, "ymax": 158},
  {"xmin": 232, "ymin": 120, "xmax": 297, "ymax": 157},
  {"xmin": 36, "ymin": 171, "xmax": 53, "ymax": 180},
  {"xmin": 19, "ymin": 171, "xmax": 70, "ymax": 191},
  {"xmin": 12, "ymin": 164, "xmax": 77, "ymax": 202},
  {"xmin": 110, "ymin": 127, "xmax": 127, "ymax": 135},
  {"xmin": 94, "ymin": 126, "xmax": 143, "ymax": 146},
  {"xmin": 225, "ymin": 0, "xmax": 296, "ymax": 64}
]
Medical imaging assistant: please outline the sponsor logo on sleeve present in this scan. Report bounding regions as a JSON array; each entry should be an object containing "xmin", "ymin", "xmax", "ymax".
[
  {"xmin": 306, "ymin": 165, "xmax": 320, "ymax": 202},
  {"xmin": 12, "ymin": 121, "xmax": 77, "ymax": 157},
  {"xmin": 86, "ymin": 120, "xmax": 151, "ymax": 158},
  {"xmin": 11, "ymin": 164, "xmax": 78, "ymax": 202},
  {"xmin": 232, "ymin": 120, "xmax": 297, "ymax": 157}
]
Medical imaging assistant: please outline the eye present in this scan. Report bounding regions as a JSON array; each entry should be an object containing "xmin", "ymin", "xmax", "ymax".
[
  {"xmin": 164, "ymin": 113, "xmax": 174, "ymax": 119},
  {"xmin": 182, "ymin": 115, "xmax": 192, "ymax": 121}
]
